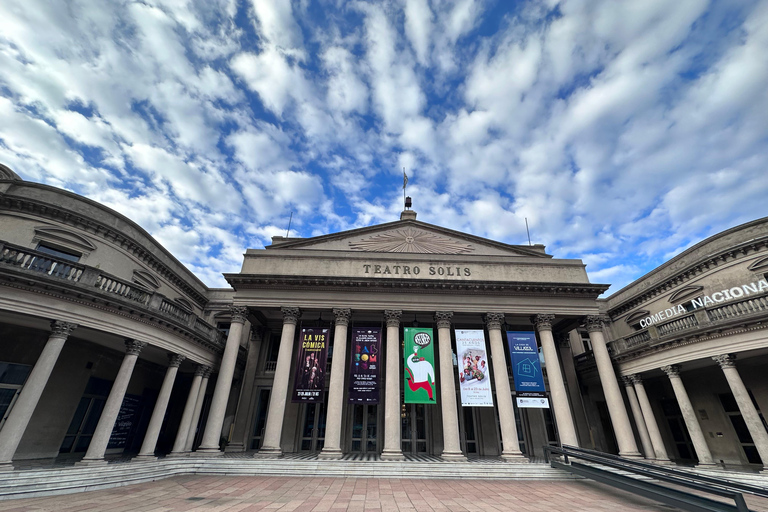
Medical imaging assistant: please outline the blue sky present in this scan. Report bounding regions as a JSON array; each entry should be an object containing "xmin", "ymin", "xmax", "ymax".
[{"xmin": 1, "ymin": 0, "xmax": 766, "ymax": 293}]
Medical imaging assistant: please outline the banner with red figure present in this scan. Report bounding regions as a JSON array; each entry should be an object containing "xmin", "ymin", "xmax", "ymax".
[{"xmin": 403, "ymin": 327, "xmax": 436, "ymax": 404}]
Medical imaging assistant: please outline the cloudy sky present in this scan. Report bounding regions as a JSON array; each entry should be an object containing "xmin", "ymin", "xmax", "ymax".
[{"xmin": 1, "ymin": 0, "xmax": 766, "ymax": 293}]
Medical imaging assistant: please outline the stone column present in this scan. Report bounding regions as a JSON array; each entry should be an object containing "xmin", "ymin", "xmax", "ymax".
[
  {"xmin": 533, "ymin": 315, "xmax": 579, "ymax": 447},
  {"xmin": 134, "ymin": 353, "xmax": 185, "ymax": 461},
  {"xmin": 630, "ymin": 374, "xmax": 672, "ymax": 463},
  {"xmin": 185, "ymin": 367, "xmax": 212, "ymax": 452},
  {"xmin": 226, "ymin": 327, "xmax": 264, "ymax": 452},
  {"xmin": 0, "ymin": 321, "xmax": 77, "ymax": 469},
  {"xmin": 621, "ymin": 376, "xmax": 654, "ymax": 459},
  {"xmin": 198, "ymin": 306, "xmax": 248, "ymax": 455},
  {"xmin": 381, "ymin": 310, "xmax": 404, "ymax": 460},
  {"xmin": 713, "ymin": 354, "xmax": 768, "ymax": 469},
  {"xmin": 435, "ymin": 312, "xmax": 465, "ymax": 461},
  {"xmin": 485, "ymin": 313, "xmax": 525, "ymax": 461},
  {"xmin": 257, "ymin": 307, "xmax": 300, "ymax": 457},
  {"xmin": 585, "ymin": 315, "xmax": 641, "ymax": 458},
  {"xmin": 319, "ymin": 308, "xmax": 352, "ymax": 459},
  {"xmin": 168, "ymin": 364, "xmax": 206, "ymax": 456},
  {"xmin": 79, "ymin": 339, "xmax": 146, "ymax": 465},
  {"xmin": 661, "ymin": 365, "xmax": 716, "ymax": 467}
]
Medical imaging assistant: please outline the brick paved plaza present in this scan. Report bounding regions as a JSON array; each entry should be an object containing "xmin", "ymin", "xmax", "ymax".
[{"xmin": 4, "ymin": 475, "xmax": 768, "ymax": 512}]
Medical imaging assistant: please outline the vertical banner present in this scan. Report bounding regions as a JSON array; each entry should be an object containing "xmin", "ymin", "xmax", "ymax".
[
  {"xmin": 292, "ymin": 327, "xmax": 330, "ymax": 403},
  {"xmin": 506, "ymin": 331, "xmax": 549, "ymax": 408},
  {"xmin": 403, "ymin": 327, "xmax": 437, "ymax": 404},
  {"xmin": 348, "ymin": 327, "xmax": 382, "ymax": 404},
  {"xmin": 455, "ymin": 329, "xmax": 494, "ymax": 407}
]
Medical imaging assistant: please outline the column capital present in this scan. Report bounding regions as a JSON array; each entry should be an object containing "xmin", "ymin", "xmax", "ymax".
[
  {"xmin": 168, "ymin": 353, "xmax": 185, "ymax": 367},
  {"xmin": 384, "ymin": 310, "xmax": 402, "ymax": 327},
  {"xmin": 50, "ymin": 320, "xmax": 78, "ymax": 338},
  {"xmin": 281, "ymin": 306, "xmax": 301, "ymax": 325},
  {"xmin": 125, "ymin": 339, "xmax": 147, "ymax": 355},
  {"xmin": 556, "ymin": 334, "xmax": 571, "ymax": 348},
  {"xmin": 484, "ymin": 313, "xmax": 505, "ymax": 331},
  {"xmin": 195, "ymin": 364, "xmax": 212, "ymax": 377},
  {"xmin": 661, "ymin": 364, "xmax": 681, "ymax": 378},
  {"xmin": 434, "ymin": 311, "xmax": 453, "ymax": 329},
  {"xmin": 202, "ymin": 366, "xmax": 213, "ymax": 378},
  {"xmin": 620, "ymin": 375, "xmax": 633, "ymax": 387},
  {"xmin": 628, "ymin": 373, "xmax": 642, "ymax": 385},
  {"xmin": 584, "ymin": 315, "xmax": 608, "ymax": 332},
  {"xmin": 250, "ymin": 325, "xmax": 266, "ymax": 342},
  {"xmin": 712, "ymin": 353, "xmax": 737, "ymax": 368},
  {"xmin": 532, "ymin": 314, "xmax": 555, "ymax": 331},
  {"xmin": 229, "ymin": 306, "xmax": 249, "ymax": 324},
  {"xmin": 333, "ymin": 308, "xmax": 352, "ymax": 327}
]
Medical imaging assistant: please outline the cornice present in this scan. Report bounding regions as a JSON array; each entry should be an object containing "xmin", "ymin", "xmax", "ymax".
[{"xmin": 224, "ymin": 274, "xmax": 609, "ymax": 298}]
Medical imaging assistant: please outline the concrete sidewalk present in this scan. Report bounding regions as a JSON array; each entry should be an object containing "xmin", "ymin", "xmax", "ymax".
[{"xmin": 2, "ymin": 475, "xmax": 767, "ymax": 512}]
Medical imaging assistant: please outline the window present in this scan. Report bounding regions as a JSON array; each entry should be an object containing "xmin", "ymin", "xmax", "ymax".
[
  {"xmin": 0, "ymin": 362, "xmax": 33, "ymax": 430},
  {"xmin": 35, "ymin": 243, "xmax": 81, "ymax": 262}
]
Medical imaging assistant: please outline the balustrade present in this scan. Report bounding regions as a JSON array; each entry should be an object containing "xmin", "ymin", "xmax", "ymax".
[
  {"xmin": 95, "ymin": 274, "xmax": 151, "ymax": 305},
  {"xmin": 657, "ymin": 314, "xmax": 698, "ymax": 337},
  {"xmin": 0, "ymin": 243, "xmax": 83, "ymax": 281},
  {"xmin": 159, "ymin": 299, "xmax": 191, "ymax": 323},
  {"xmin": 707, "ymin": 295, "xmax": 768, "ymax": 322},
  {"xmin": 625, "ymin": 330, "xmax": 651, "ymax": 347}
]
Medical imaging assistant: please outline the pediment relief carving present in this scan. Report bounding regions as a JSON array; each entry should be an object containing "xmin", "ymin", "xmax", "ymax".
[
  {"xmin": 668, "ymin": 285, "xmax": 703, "ymax": 303},
  {"xmin": 132, "ymin": 269, "xmax": 160, "ymax": 290},
  {"xmin": 348, "ymin": 227, "xmax": 475, "ymax": 254},
  {"xmin": 625, "ymin": 310, "xmax": 650, "ymax": 325},
  {"xmin": 33, "ymin": 225, "xmax": 96, "ymax": 252}
]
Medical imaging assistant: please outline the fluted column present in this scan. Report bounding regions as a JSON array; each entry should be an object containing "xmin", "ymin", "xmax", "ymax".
[
  {"xmin": 168, "ymin": 364, "xmax": 207, "ymax": 456},
  {"xmin": 630, "ymin": 374, "xmax": 671, "ymax": 463},
  {"xmin": 435, "ymin": 312, "xmax": 465, "ymax": 461},
  {"xmin": 621, "ymin": 376, "xmax": 654, "ymax": 459},
  {"xmin": 226, "ymin": 327, "xmax": 264, "ymax": 452},
  {"xmin": 713, "ymin": 354, "xmax": 768, "ymax": 469},
  {"xmin": 0, "ymin": 321, "xmax": 77, "ymax": 469},
  {"xmin": 185, "ymin": 367, "xmax": 212, "ymax": 452},
  {"xmin": 485, "ymin": 313, "xmax": 525, "ymax": 461},
  {"xmin": 585, "ymin": 315, "xmax": 641, "ymax": 458},
  {"xmin": 661, "ymin": 365, "xmax": 716, "ymax": 467},
  {"xmin": 198, "ymin": 306, "xmax": 248, "ymax": 454},
  {"xmin": 134, "ymin": 353, "xmax": 185, "ymax": 460},
  {"xmin": 381, "ymin": 310, "xmax": 404, "ymax": 460},
  {"xmin": 319, "ymin": 308, "xmax": 352, "ymax": 459},
  {"xmin": 533, "ymin": 315, "xmax": 579, "ymax": 447},
  {"xmin": 257, "ymin": 307, "xmax": 300, "ymax": 457},
  {"xmin": 79, "ymin": 339, "xmax": 146, "ymax": 465}
]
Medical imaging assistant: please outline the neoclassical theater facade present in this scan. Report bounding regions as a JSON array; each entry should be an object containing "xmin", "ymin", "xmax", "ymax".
[{"xmin": 1, "ymin": 164, "xmax": 767, "ymax": 472}]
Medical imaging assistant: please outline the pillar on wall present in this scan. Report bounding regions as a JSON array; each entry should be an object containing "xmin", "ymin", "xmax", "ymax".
[
  {"xmin": 226, "ymin": 326, "xmax": 264, "ymax": 452},
  {"xmin": 185, "ymin": 366, "xmax": 212, "ymax": 452}
]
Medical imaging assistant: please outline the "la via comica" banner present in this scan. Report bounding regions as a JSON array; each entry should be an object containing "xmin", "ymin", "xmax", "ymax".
[
  {"xmin": 403, "ymin": 327, "xmax": 436, "ymax": 404},
  {"xmin": 348, "ymin": 327, "xmax": 381, "ymax": 404},
  {"xmin": 292, "ymin": 327, "xmax": 329, "ymax": 403},
  {"xmin": 455, "ymin": 329, "xmax": 494, "ymax": 407}
]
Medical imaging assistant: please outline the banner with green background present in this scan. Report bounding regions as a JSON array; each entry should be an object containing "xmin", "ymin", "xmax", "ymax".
[{"xmin": 403, "ymin": 327, "xmax": 437, "ymax": 404}]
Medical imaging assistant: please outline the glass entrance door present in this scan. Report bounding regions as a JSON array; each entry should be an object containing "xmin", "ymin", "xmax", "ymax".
[
  {"xmin": 299, "ymin": 392, "xmax": 328, "ymax": 452},
  {"xmin": 460, "ymin": 407, "xmax": 478, "ymax": 455},
  {"xmin": 401, "ymin": 402, "xmax": 428, "ymax": 454},
  {"xmin": 350, "ymin": 404, "xmax": 378, "ymax": 454}
]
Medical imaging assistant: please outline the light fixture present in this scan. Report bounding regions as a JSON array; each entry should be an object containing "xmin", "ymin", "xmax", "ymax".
[{"xmin": 401, "ymin": 404, "xmax": 407, "ymax": 419}]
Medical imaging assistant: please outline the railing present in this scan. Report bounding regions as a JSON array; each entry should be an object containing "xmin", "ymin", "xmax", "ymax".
[
  {"xmin": 159, "ymin": 299, "xmax": 191, "ymax": 323},
  {"xmin": 264, "ymin": 361, "xmax": 277, "ymax": 372},
  {"xmin": 625, "ymin": 329, "xmax": 651, "ymax": 347},
  {"xmin": 657, "ymin": 314, "xmax": 698, "ymax": 337},
  {"xmin": 0, "ymin": 244, "xmax": 84, "ymax": 282},
  {"xmin": 195, "ymin": 318, "xmax": 215, "ymax": 338},
  {"xmin": 544, "ymin": 445, "xmax": 763, "ymax": 512},
  {"xmin": 708, "ymin": 295, "xmax": 768, "ymax": 322},
  {"xmin": 95, "ymin": 274, "xmax": 151, "ymax": 305}
]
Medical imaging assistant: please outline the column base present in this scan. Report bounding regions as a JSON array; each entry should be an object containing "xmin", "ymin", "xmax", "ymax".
[
  {"xmin": 132, "ymin": 454, "xmax": 158, "ymax": 462},
  {"xmin": 224, "ymin": 443, "xmax": 246, "ymax": 453},
  {"xmin": 164, "ymin": 451, "xmax": 190, "ymax": 459},
  {"xmin": 0, "ymin": 461, "xmax": 13, "ymax": 472},
  {"xmin": 76, "ymin": 458, "xmax": 109, "ymax": 467},
  {"xmin": 652, "ymin": 458, "xmax": 676, "ymax": 466},
  {"xmin": 380, "ymin": 449, "xmax": 405, "ymax": 461},
  {"xmin": 317, "ymin": 448, "xmax": 343, "ymax": 460},
  {"xmin": 440, "ymin": 451, "xmax": 467, "ymax": 462},
  {"xmin": 255, "ymin": 447, "xmax": 283, "ymax": 458},
  {"xmin": 193, "ymin": 448, "xmax": 224, "ymax": 457},
  {"xmin": 694, "ymin": 462, "xmax": 720, "ymax": 470},
  {"xmin": 619, "ymin": 451, "xmax": 643, "ymax": 459},
  {"xmin": 501, "ymin": 452, "xmax": 529, "ymax": 463}
]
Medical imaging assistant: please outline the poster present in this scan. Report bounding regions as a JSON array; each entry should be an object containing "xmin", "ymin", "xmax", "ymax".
[
  {"xmin": 348, "ymin": 327, "xmax": 381, "ymax": 404},
  {"xmin": 292, "ymin": 327, "xmax": 329, "ymax": 403},
  {"xmin": 455, "ymin": 329, "xmax": 494, "ymax": 407},
  {"xmin": 107, "ymin": 394, "xmax": 141, "ymax": 449},
  {"xmin": 506, "ymin": 331, "xmax": 548, "ymax": 408},
  {"xmin": 403, "ymin": 327, "xmax": 436, "ymax": 404}
]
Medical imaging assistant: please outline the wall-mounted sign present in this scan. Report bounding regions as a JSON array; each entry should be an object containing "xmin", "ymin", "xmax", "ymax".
[
  {"xmin": 292, "ymin": 328, "xmax": 329, "ymax": 403},
  {"xmin": 404, "ymin": 327, "xmax": 436, "ymax": 404},
  {"xmin": 348, "ymin": 328, "xmax": 381, "ymax": 404},
  {"xmin": 455, "ymin": 329, "xmax": 494, "ymax": 407}
]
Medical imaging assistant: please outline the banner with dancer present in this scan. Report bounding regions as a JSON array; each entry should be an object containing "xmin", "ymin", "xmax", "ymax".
[
  {"xmin": 292, "ymin": 327, "xmax": 329, "ymax": 403},
  {"xmin": 348, "ymin": 327, "xmax": 381, "ymax": 404},
  {"xmin": 455, "ymin": 329, "xmax": 494, "ymax": 407},
  {"xmin": 403, "ymin": 327, "xmax": 436, "ymax": 404}
]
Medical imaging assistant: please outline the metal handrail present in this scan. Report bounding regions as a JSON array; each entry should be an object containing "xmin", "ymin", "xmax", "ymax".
[{"xmin": 544, "ymin": 445, "xmax": 752, "ymax": 512}]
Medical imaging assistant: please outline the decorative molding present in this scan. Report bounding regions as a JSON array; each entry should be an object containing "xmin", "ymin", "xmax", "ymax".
[
  {"xmin": 434, "ymin": 311, "xmax": 453, "ymax": 329},
  {"xmin": 484, "ymin": 313, "xmax": 504, "ymax": 331},
  {"xmin": 661, "ymin": 364, "xmax": 681, "ymax": 378},
  {"xmin": 712, "ymin": 353, "xmax": 736, "ymax": 368},
  {"xmin": 748, "ymin": 256, "xmax": 768, "ymax": 271},
  {"xmin": 628, "ymin": 374, "xmax": 642, "ymax": 385},
  {"xmin": 668, "ymin": 285, "xmax": 704, "ymax": 304},
  {"xmin": 332, "ymin": 308, "xmax": 352, "ymax": 326},
  {"xmin": 621, "ymin": 376, "xmax": 633, "ymax": 387},
  {"xmin": 125, "ymin": 339, "xmax": 147, "ymax": 355},
  {"xmin": 384, "ymin": 309, "xmax": 402, "ymax": 327},
  {"xmin": 625, "ymin": 310, "xmax": 650, "ymax": 325},
  {"xmin": 202, "ymin": 366, "xmax": 213, "ymax": 378},
  {"xmin": 532, "ymin": 314, "xmax": 555, "ymax": 331},
  {"xmin": 194, "ymin": 364, "xmax": 209, "ymax": 377},
  {"xmin": 584, "ymin": 315, "xmax": 606, "ymax": 333},
  {"xmin": 281, "ymin": 306, "xmax": 301, "ymax": 325},
  {"xmin": 132, "ymin": 269, "xmax": 160, "ymax": 290},
  {"xmin": 50, "ymin": 320, "xmax": 78, "ymax": 338},
  {"xmin": 34, "ymin": 225, "xmax": 97, "ymax": 252},
  {"xmin": 173, "ymin": 297, "xmax": 194, "ymax": 312},
  {"xmin": 168, "ymin": 353, "xmax": 185, "ymax": 367},
  {"xmin": 230, "ymin": 306, "xmax": 249, "ymax": 324},
  {"xmin": 348, "ymin": 227, "xmax": 474, "ymax": 254}
]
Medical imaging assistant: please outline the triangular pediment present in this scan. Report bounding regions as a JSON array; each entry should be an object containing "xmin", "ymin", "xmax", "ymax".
[{"xmin": 267, "ymin": 219, "xmax": 550, "ymax": 258}]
